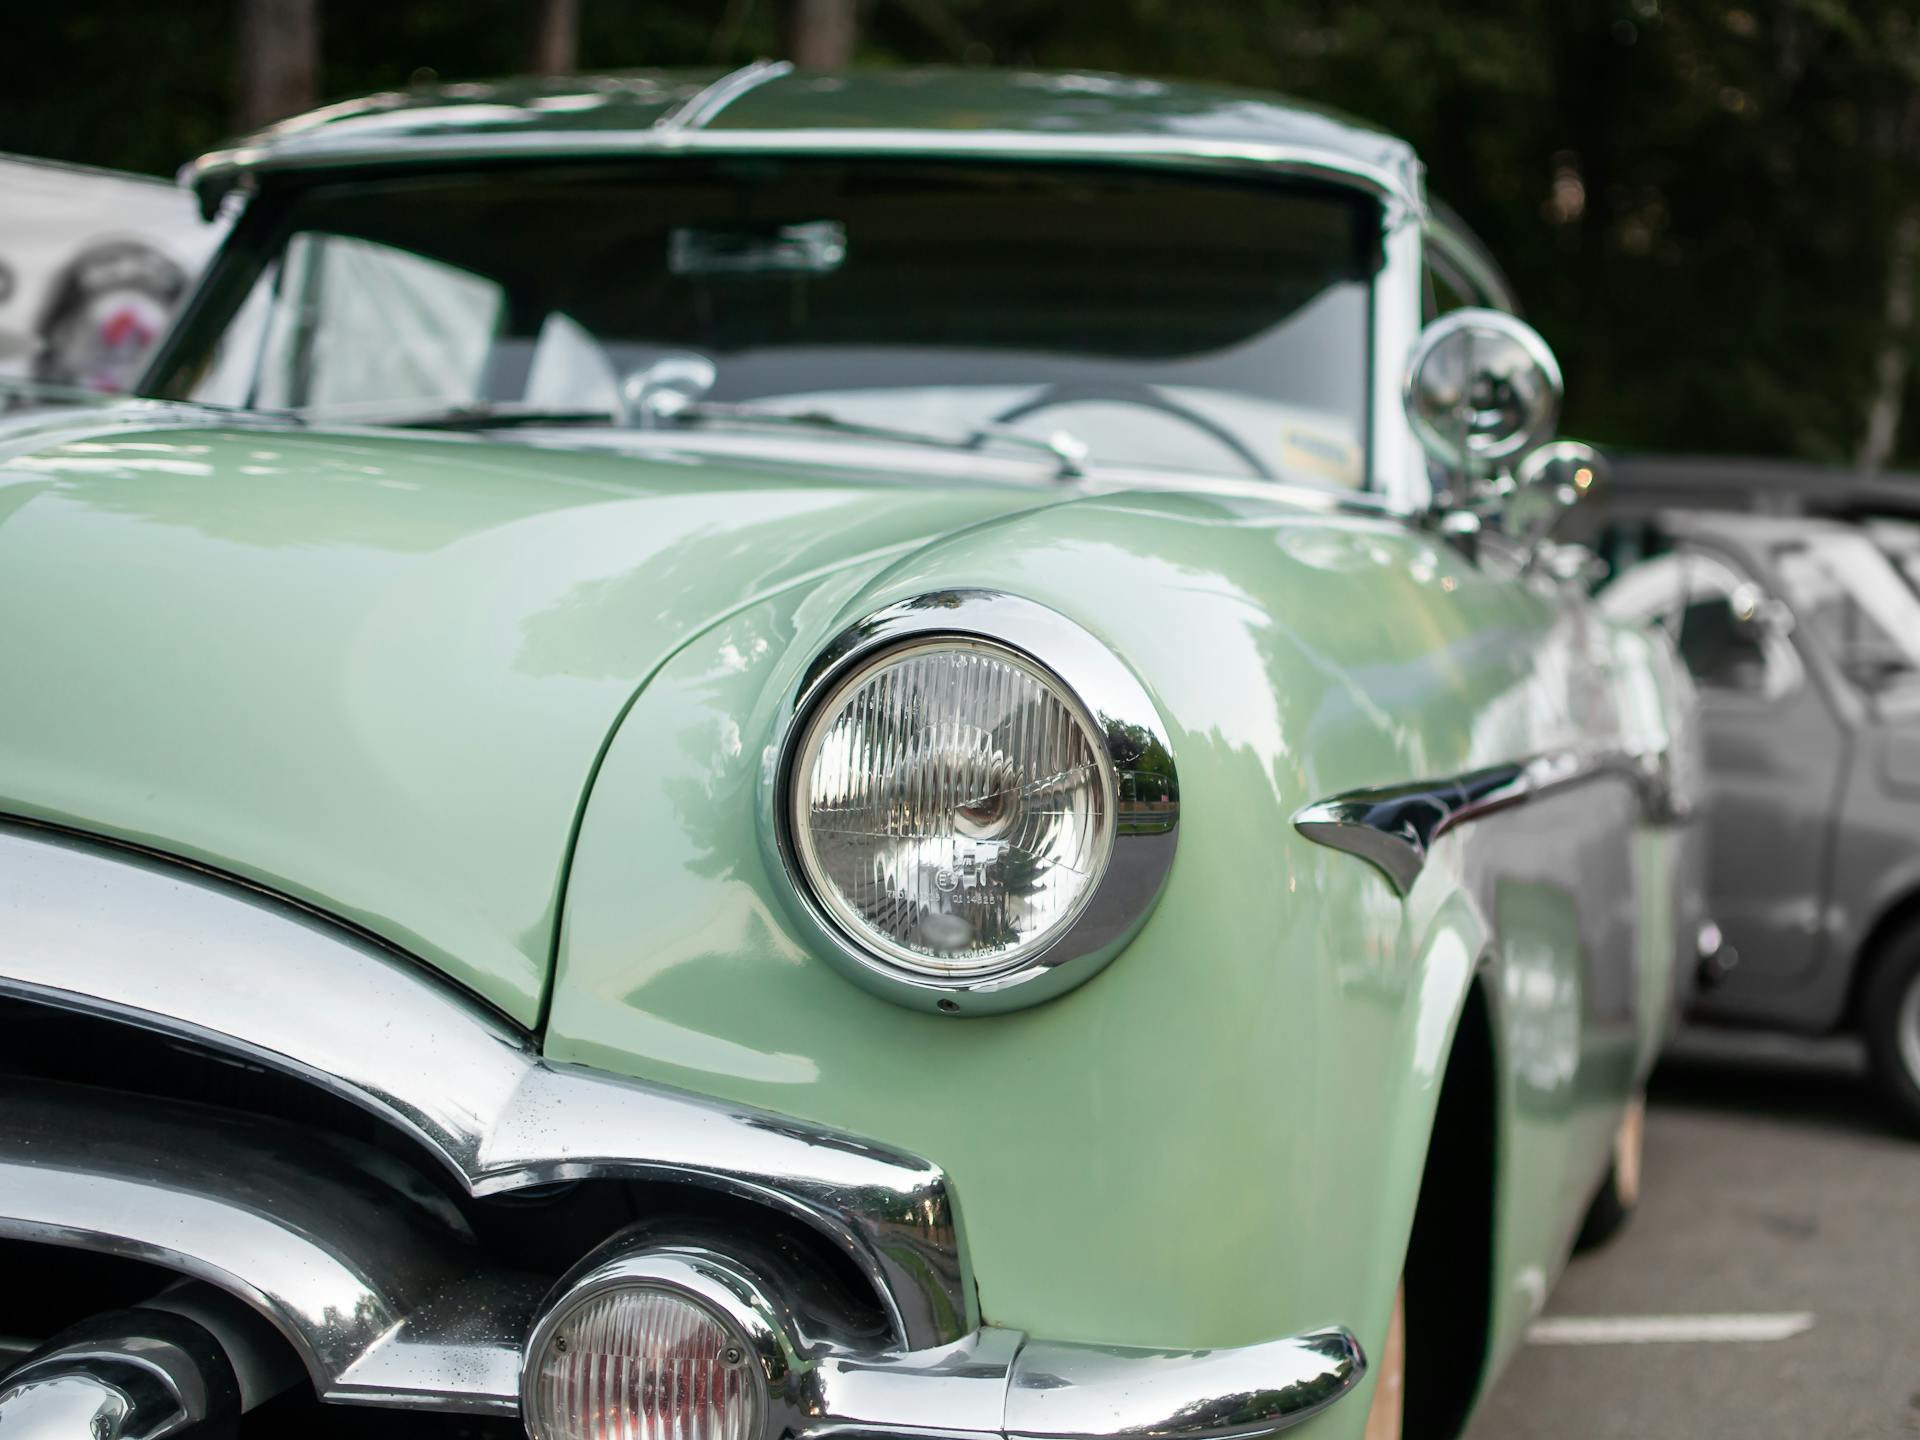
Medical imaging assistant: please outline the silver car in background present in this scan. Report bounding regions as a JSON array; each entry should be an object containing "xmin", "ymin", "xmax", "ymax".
[{"xmin": 1602, "ymin": 508, "xmax": 1920, "ymax": 1130}]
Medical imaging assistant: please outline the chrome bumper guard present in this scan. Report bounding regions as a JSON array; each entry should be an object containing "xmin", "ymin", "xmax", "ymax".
[{"xmin": 0, "ymin": 824, "xmax": 1364, "ymax": 1437}]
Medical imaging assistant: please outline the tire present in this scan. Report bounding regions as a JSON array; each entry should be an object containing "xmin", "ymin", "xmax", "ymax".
[
  {"xmin": 1862, "ymin": 930, "xmax": 1920, "ymax": 1135},
  {"xmin": 1363, "ymin": 1281, "xmax": 1405, "ymax": 1440},
  {"xmin": 1574, "ymin": 1095, "xmax": 1644, "ymax": 1252}
]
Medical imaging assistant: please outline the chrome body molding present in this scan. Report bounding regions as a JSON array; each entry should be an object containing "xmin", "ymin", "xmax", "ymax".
[
  {"xmin": 0, "ymin": 821, "xmax": 973, "ymax": 1355},
  {"xmin": 769, "ymin": 590, "xmax": 1179, "ymax": 1015},
  {"xmin": 1003, "ymin": 1329, "xmax": 1363, "ymax": 1440},
  {"xmin": 0, "ymin": 1079, "xmax": 1364, "ymax": 1433},
  {"xmin": 0, "ymin": 1307, "xmax": 241, "ymax": 1440},
  {"xmin": 814, "ymin": 1321, "xmax": 1362, "ymax": 1440},
  {"xmin": 526, "ymin": 1240, "xmax": 1363, "ymax": 1440},
  {"xmin": 1294, "ymin": 744, "xmax": 1678, "ymax": 896},
  {"xmin": 0, "ymin": 1079, "xmax": 533, "ymax": 1411}
]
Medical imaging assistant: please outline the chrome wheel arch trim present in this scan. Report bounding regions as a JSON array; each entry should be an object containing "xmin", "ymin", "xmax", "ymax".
[
  {"xmin": 1293, "ymin": 744, "xmax": 1676, "ymax": 896},
  {"xmin": 0, "ymin": 820, "xmax": 974, "ymax": 1353},
  {"xmin": 766, "ymin": 589, "xmax": 1180, "ymax": 1015}
]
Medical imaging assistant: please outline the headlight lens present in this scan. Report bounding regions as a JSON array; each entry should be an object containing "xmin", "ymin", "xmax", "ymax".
[
  {"xmin": 789, "ymin": 639, "xmax": 1116, "ymax": 979},
  {"xmin": 524, "ymin": 1284, "xmax": 764, "ymax": 1440}
]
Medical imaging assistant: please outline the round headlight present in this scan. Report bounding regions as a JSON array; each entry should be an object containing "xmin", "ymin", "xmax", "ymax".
[
  {"xmin": 523, "ymin": 1282, "xmax": 765, "ymax": 1440},
  {"xmin": 789, "ymin": 638, "xmax": 1117, "ymax": 981}
]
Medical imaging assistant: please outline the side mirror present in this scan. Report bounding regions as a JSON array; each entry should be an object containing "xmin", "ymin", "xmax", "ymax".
[
  {"xmin": 1510, "ymin": 439, "xmax": 1609, "ymax": 549},
  {"xmin": 1405, "ymin": 308, "xmax": 1563, "ymax": 482},
  {"xmin": 1728, "ymin": 583, "xmax": 1794, "ymax": 638}
]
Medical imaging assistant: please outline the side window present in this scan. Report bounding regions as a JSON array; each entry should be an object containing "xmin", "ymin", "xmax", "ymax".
[
  {"xmin": 1600, "ymin": 545, "xmax": 1797, "ymax": 700},
  {"xmin": 1773, "ymin": 533, "xmax": 1920, "ymax": 695},
  {"xmin": 1675, "ymin": 588, "xmax": 1771, "ymax": 693}
]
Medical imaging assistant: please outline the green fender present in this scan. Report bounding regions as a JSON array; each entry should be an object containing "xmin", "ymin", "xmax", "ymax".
[{"xmin": 548, "ymin": 485, "xmax": 1628, "ymax": 1424}]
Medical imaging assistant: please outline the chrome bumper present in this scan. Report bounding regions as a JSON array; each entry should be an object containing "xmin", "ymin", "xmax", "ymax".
[{"xmin": 0, "ymin": 823, "xmax": 1365, "ymax": 1436}]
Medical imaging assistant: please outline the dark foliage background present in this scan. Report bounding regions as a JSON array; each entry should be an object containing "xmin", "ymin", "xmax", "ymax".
[{"xmin": 10, "ymin": 0, "xmax": 1920, "ymax": 467}]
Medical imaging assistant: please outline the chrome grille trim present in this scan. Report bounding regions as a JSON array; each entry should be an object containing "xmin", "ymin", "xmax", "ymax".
[{"xmin": 0, "ymin": 821, "xmax": 975, "ymax": 1353}]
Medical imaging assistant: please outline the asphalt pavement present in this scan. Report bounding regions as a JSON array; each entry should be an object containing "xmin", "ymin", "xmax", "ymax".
[{"xmin": 1464, "ymin": 1029, "xmax": 1920, "ymax": 1440}]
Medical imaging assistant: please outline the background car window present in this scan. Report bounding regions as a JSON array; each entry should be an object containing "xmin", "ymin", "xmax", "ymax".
[
  {"xmin": 1600, "ymin": 546, "xmax": 1797, "ymax": 700},
  {"xmin": 1871, "ymin": 520, "xmax": 1920, "ymax": 597},
  {"xmin": 1773, "ymin": 534, "xmax": 1920, "ymax": 693},
  {"xmin": 1675, "ymin": 591, "xmax": 1771, "ymax": 693}
]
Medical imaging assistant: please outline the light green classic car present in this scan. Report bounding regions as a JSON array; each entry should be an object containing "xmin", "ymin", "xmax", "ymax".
[{"xmin": 0, "ymin": 65, "xmax": 1698, "ymax": 1440}]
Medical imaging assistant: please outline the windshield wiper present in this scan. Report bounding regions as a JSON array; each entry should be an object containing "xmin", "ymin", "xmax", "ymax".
[
  {"xmin": 669, "ymin": 402, "xmax": 1090, "ymax": 479},
  {"xmin": 308, "ymin": 396, "xmax": 1092, "ymax": 477},
  {"xmin": 377, "ymin": 402, "xmax": 620, "ymax": 431}
]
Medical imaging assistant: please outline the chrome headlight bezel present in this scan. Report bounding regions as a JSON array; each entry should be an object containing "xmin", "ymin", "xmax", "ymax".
[{"xmin": 772, "ymin": 590, "xmax": 1179, "ymax": 1015}]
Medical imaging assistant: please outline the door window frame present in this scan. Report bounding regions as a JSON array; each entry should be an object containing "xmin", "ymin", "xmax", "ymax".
[{"xmin": 1601, "ymin": 543, "xmax": 1805, "ymax": 704}]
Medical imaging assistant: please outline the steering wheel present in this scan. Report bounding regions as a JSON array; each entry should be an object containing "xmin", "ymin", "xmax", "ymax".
[{"xmin": 980, "ymin": 381, "xmax": 1277, "ymax": 481}]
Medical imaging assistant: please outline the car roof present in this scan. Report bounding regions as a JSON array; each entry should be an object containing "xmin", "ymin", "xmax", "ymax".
[
  {"xmin": 1655, "ymin": 508, "xmax": 1859, "ymax": 545},
  {"xmin": 1609, "ymin": 453, "xmax": 1920, "ymax": 524},
  {"xmin": 185, "ymin": 62, "xmax": 1425, "ymax": 215}
]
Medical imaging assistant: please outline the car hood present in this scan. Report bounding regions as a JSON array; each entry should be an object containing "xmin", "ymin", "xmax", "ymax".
[{"xmin": 0, "ymin": 414, "xmax": 1052, "ymax": 1023}]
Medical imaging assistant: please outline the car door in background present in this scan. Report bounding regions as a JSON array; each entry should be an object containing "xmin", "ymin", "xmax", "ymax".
[{"xmin": 1602, "ymin": 543, "xmax": 1847, "ymax": 1015}]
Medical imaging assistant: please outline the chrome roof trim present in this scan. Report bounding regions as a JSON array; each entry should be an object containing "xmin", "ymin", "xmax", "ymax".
[
  {"xmin": 0, "ymin": 820, "xmax": 974, "ymax": 1352},
  {"xmin": 656, "ymin": 59, "xmax": 796, "ymax": 131},
  {"xmin": 1293, "ymin": 744, "xmax": 1664, "ymax": 895},
  {"xmin": 185, "ymin": 129, "xmax": 1424, "ymax": 217}
]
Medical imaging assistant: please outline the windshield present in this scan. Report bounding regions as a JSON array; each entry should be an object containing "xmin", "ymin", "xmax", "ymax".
[{"xmin": 146, "ymin": 158, "xmax": 1380, "ymax": 486}]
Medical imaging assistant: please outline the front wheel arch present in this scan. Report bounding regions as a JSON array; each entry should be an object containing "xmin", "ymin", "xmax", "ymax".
[
  {"xmin": 1857, "ymin": 912, "xmax": 1920, "ymax": 1133},
  {"xmin": 1846, "ymin": 883, "xmax": 1920, "ymax": 1033},
  {"xmin": 1403, "ymin": 974, "xmax": 1497, "ymax": 1440}
]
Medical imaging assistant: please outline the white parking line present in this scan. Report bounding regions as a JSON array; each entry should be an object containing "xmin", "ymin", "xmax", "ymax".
[{"xmin": 1527, "ymin": 1313, "xmax": 1816, "ymax": 1345}]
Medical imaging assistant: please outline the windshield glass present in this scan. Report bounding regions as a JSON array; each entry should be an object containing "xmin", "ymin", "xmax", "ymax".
[{"xmin": 147, "ymin": 159, "xmax": 1380, "ymax": 486}]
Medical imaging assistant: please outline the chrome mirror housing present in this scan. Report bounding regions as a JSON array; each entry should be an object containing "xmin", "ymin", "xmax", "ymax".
[
  {"xmin": 1728, "ymin": 582, "xmax": 1795, "ymax": 638},
  {"xmin": 1404, "ymin": 309, "xmax": 1564, "ymax": 480},
  {"xmin": 1509, "ymin": 439, "xmax": 1608, "ymax": 550}
]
